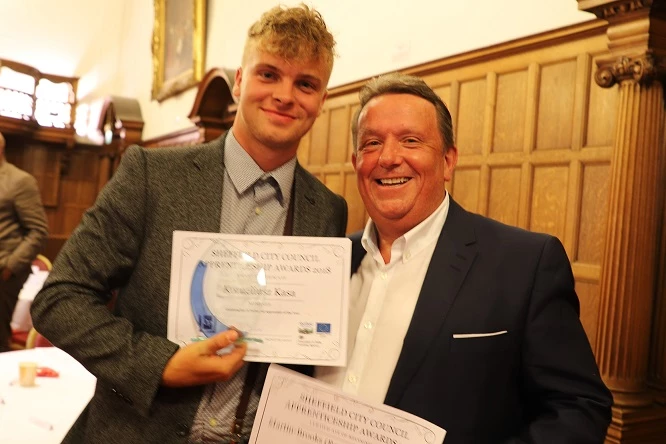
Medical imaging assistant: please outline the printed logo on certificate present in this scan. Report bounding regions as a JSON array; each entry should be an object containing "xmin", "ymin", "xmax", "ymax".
[{"xmin": 168, "ymin": 231, "xmax": 351, "ymax": 366}]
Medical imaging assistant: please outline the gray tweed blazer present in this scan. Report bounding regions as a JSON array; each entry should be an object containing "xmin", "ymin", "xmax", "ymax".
[{"xmin": 31, "ymin": 135, "xmax": 348, "ymax": 443}]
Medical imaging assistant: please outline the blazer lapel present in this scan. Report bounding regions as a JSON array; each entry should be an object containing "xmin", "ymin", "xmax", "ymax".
[
  {"xmin": 184, "ymin": 137, "xmax": 226, "ymax": 232},
  {"xmin": 384, "ymin": 198, "xmax": 478, "ymax": 406},
  {"xmin": 291, "ymin": 163, "xmax": 326, "ymax": 236}
]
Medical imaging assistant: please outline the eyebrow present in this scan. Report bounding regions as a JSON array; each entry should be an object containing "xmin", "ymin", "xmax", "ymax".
[{"xmin": 254, "ymin": 63, "xmax": 323, "ymax": 86}]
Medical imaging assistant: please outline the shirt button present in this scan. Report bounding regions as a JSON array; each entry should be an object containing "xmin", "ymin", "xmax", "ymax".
[
  {"xmin": 381, "ymin": 272, "xmax": 388, "ymax": 280},
  {"xmin": 364, "ymin": 321, "xmax": 373, "ymax": 330},
  {"xmin": 175, "ymin": 423, "xmax": 189, "ymax": 437},
  {"xmin": 255, "ymin": 207, "xmax": 262, "ymax": 215},
  {"xmin": 347, "ymin": 374, "xmax": 358, "ymax": 384},
  {"xmin": 404, "ymin": 252, "xmax": 411, "ymax": 261},
  {"xmin": 209, "ymin": 418, "xmax": 218, "ymax": 427}
]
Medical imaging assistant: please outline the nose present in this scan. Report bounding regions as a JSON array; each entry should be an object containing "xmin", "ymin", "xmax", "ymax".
[
  {"xmin": 272, "ymin": 80, "xmax": 295, "ymax": 105},
  {"xmin": 378, "ymin": 138, "xmax": 402, "ymax": 168}
]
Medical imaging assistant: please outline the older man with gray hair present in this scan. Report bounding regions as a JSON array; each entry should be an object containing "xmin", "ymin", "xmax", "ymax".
[{"xmin": 317, "ymin": 73, "xmax": 612, "ymax": 443}]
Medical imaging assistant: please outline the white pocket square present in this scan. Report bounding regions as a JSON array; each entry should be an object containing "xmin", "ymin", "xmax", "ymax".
[{"xmin": 452, "ymin": 330, "xmax": 508, "ymax": 339}]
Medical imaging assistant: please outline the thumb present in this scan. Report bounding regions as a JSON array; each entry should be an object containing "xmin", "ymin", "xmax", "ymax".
[{"xmin": 203, "ymin": 329, "xmax": 240, "ymax": 353}]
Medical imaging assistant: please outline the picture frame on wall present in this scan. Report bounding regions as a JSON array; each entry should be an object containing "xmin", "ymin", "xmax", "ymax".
[{"xmin": 151, "ymin": 0, "xmax": 207, "ymax": 102}]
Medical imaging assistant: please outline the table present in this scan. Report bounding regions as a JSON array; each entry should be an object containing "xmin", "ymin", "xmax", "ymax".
[{"xmin": 0, "ymin": 347, "xmax": 96, "ymax": 443}]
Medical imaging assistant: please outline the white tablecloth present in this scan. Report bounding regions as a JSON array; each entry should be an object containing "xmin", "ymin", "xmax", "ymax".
[{"xmin": 0, "ymin": 347, "xmax": 96, "ymax": 444}]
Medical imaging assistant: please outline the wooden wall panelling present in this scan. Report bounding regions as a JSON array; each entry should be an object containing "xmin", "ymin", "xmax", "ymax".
[
  {"xmin": 577, "ymin": 161, "xmax": 611, "ymax": 265},
  {"xmin": 450, "ymin": 167, "xmax": 481, "ymax": 214},
  {"xmin": 298, "ymin": 93, "xmax": 361, "ymax": 231},
  {"xmin": 305, "ymin": 108, "xmax": 330, "ymax": 169},
  {"xmin": 344, "ymin": 169, "xmax": 366, "ymax": 233},
  {"xmin": 3, "ymin": 135, "xmax": 104, "ymax": 262},
  {"xmin": 456, "ymin": 77, "xmax": 486, "ymax": 157},
  {"xmin": 327, "ymin": 106, "xmax": 351, "ymax": 165},
  {"xmin": 304, "ymin": 25, "xmax": 619, "ymax": 385},
  {"xmin": 576, "ymin": 279, "xmax": 602, "ymax": 348},
  {"xmin": 563, "ymin": 53, "xmax": 592, "ymax": 258},
  {"xmin": 529, "ymin": 163, "xmax": 570, "ymax": 241},
  {"xmin": 478, "ymin": 73, "xmax": 496, "ymax": 217},
  {"xmin": 493, "ymin": 70, "xmax": 528, "ymax": 155},
  {"xmin": 5, "ymin": 140, "xmax": 62, "ymax": 208},
  {"xmin": 536, "ymin": 59, "xmax": 578, "ymax": 151},
  {"xmin": 586, "ymin": 56, "xmax": 619, "ymax": 148},
  {"xmin": 295, "ymin": 119, "xmax": 311, "ymax": 168},
  {"xmin": 59, "ymin": 149, "xmax": 100, "ymax": 234},
  {"xmin": 487, "ymin": 165, "xmax": 521, "ymax": 226},
  {"xmin": 519, "ymin": 63, "xmax": 539, "ymax": 230}
]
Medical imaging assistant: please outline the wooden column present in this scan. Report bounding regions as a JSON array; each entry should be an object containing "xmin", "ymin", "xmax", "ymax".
[
  {"xmin": 578, "ymin": 1, "xmax": 666, "ymax": 441},
  {"xmin": 594, "ymin": 59, "xmax": 663, "ymax": 407},
  {"xmin": 650, "ymin": 183, "xmax": 666, "ymax": 404}
]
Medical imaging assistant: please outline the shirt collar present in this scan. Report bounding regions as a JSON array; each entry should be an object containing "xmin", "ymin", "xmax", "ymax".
[
  {"xmin": 361, "ymin": 192, "xmax": 450, "ymax": 265},
  {"xmin": 224, "ymin": 129, "xmax": 296, "ymax": 206}
]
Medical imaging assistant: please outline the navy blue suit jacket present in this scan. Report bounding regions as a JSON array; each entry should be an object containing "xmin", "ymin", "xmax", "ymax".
[{"xmin": 350, "ymin": 198, "xmax": 612, "ymax": 444}]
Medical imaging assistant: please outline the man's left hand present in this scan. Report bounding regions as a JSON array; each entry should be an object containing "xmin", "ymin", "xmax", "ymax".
[{"xmin": 1, "ymin": 267, "xmax": 12, "ymax": 281}]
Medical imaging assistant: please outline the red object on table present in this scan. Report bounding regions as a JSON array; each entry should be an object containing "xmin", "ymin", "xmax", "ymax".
[{"xmin": 36, "ymin": 367, "xmax": 59, "ymax": 378}]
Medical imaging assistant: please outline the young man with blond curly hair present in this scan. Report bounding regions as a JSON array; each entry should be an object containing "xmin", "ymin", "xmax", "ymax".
[{"xmin": 31, "ymin": 5, "xmax": 347, "ymax": 443}]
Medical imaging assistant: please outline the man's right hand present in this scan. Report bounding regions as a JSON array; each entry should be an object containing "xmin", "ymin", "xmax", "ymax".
[{"xmin": 161, "ymin": 329, "xmax": 247, "ymax": 387}]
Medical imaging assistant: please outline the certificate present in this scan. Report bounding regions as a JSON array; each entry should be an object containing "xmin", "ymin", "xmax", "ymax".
[
  {"xmin": 167, "ymin": 231, "xmax": 350, "ymax": 366},
  {"xmin": 250, "ymin": 364, "xmax": 446, "ymax": 444}
]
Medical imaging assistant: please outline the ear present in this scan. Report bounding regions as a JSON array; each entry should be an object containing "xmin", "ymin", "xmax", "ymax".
[
  {"xmin": 351, "ymin": 152, "xmax": 357, "ymax": 171},
  {"xmin": 442, "ymin": 146, "xmax": 459, "ymax": 182},
  {"xmin": 232, "ymin": 67, "xmax": 243, "ymax": 98},
  {"xmin": 317, "ymin": 90, "xmax": 329, "ymax": 116}
]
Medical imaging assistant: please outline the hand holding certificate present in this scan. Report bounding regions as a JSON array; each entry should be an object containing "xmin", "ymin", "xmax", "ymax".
[
  {"xmin": 168, "ymin": 231, "xmax": 351, "ymax": 366},
  {"xmin": 250, "ymin": 365, "xmax": 446, "ymax": 444}
]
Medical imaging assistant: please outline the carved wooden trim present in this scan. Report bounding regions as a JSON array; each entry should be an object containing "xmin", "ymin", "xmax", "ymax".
[
  {"xmin": 583, "ymin": 0, "xmax": 653, "ymax": 20},
  {"xmin": 97, "ymin": 96, "xmax": 144, "ymax": 142},
  {"xmin": 187, "ymin": 67, "xmax": 235, "ymax": 126},
  {"xmin": 603, "ymin": 0, "xmax": 652, "ymax": 18},
  {"xmin": 578, "ymin": 0, "xmax": 653, "ymax": 20},
  {"xmin": 595, "ymin": 52, "xmax": 660, "ymax": 87},
  {"xmin": 606, "ymin": 405, "xmax": 666, "ymax": 443}
]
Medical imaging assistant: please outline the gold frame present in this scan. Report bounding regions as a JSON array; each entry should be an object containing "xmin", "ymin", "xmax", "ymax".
[{"xmin": 151, "ymin": 0, "xmax": 207, "ymax": 102}]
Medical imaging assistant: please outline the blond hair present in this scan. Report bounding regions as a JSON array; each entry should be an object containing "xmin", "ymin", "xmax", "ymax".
[{"xmin": 243, "ymin": 3, "xmax": 335, "ymax": 72}]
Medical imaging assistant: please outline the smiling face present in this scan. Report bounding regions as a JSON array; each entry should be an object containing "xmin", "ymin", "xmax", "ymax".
[
  {"xmin": 232, "ymin": 42, "xmax": 330, "ymax": 168},
  {"xmin": 353, "ymin": 93, "xmax": 458, "ymax": 241}
]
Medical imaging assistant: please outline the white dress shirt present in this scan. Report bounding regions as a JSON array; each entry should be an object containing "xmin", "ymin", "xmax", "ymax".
[{"xmin": 316, "ymin": 193, "xmax": 450, "ymax": 403}]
